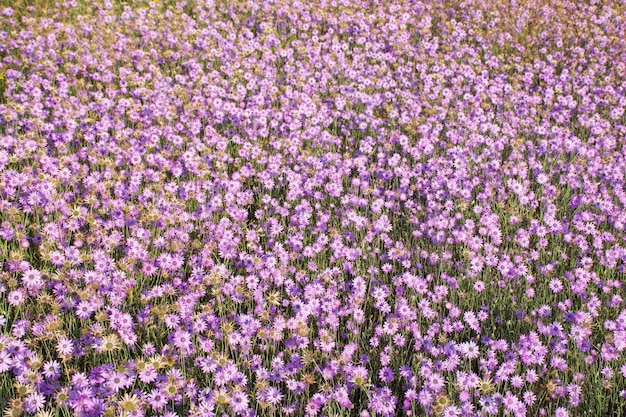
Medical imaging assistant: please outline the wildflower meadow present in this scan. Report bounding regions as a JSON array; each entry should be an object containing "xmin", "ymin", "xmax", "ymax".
[{"xmin": 0, "ymin": 0, "xmax": 626, "ymax": 416}]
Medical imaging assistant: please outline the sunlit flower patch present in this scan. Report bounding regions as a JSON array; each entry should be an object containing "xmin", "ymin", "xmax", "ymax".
[{"xmin": 0, "ymin": 0, "xmax": 626, "ymax": 416}]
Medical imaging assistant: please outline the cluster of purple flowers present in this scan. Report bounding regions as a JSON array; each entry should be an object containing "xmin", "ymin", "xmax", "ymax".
[{"xmin": 0, "ymin": 0, "xmax": 626, "ymax": 416}]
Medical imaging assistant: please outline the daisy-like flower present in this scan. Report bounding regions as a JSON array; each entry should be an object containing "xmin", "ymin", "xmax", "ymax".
[
  {"xmin": 54, "ymin": 388, "xmax": 69, "ymax": 407},
  {"xmin": 230, "ymin": 391, "xmax": 249, "ymax": 415},
  {"xmin": 21, "ymin": 269, "xmax": 44, "ymax": 292},
  {"xmin": 56, "ymin": 337, "xmax": 74, "ymax": 358},
  {"xmin": 75, "ymin": 300, "xmax": 96, "ymax": 320},
  {"xmin": 369, "ymin": 387, "xmax": 397, "ymax": 417},
  {"xmin": 522, "ymin": 391, "xmax": 536, "ymax": 406},
  {"xmin": 349, "ymin": 365, "xmax": 369, "ymax": 387},
  {"xmin": 7, "ymin": 289, "xmax": 25, "ymax": 307},
  {"xmin": 213, "ymin": 389, "xmax": 230, "ymax": 406},
  {"xmin": 14, "ymin": 383, "xmax": 34, "ymax": 397},
  {"xmin": 4, "ymin": 404, "xmax": 23, "ymax": 417},
  {"xmin": 35, "ymin": 410, "xmax": 55, "ymax": 417},
  {"xmin": 107, "ymin": 371, "xmax": 128, "ymax": 393},
  {"xmin": 443, "ymin": 405, "xmax": 461, "ymax": 417},
  {"xmin": 478, "ymin": 377, "xmax": 495, "ymax": 394},
  {"xmin": 263, "ymin": 386, "xmax": 284, "ymax": 406},
  {"xmin": 555, "ymin": 407, "xmax": 569, "ymax": 417},
  {"xmin": 24, "ymin": 392, "xmax": 45, "ymax": 413},
  {"xmin": 459, "ymin": 341, "xmax": 480, "ymax": 359},
  {"xmin": 138, "ymin": 364, "xmax": 158, "ymax": 384},
  {"xmin": 97, "ymin": 334, "xmax": 121, "ymax": 353},
  {"xmin": 146, "ymin": 389, "xmax": 167, "ymax": 412},
  {"xmin": 0, "ymin": 350, "xmax": 12, "ymax": 372},
  {"xmin": 378, "ymin": 366, "xmax": 395, "ymax": 383},
  {"xmin": 42, "ymin": 360, "xmax": 60, "ymax": 379},
  {"xmin": 118, "ymin": 393, "xmax": 142, "ymax": 414}
]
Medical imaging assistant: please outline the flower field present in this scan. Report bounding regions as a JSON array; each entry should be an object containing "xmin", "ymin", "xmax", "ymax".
[{"xmin": 1, "ymin": 0, "xmax": 626, "ymax": 416}]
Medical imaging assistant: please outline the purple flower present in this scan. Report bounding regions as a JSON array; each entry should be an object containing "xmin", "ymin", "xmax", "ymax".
[
  {"xmin": 378, "ymin": 366, "xmax": 395, "ymax": 383},
  {"xmin": 369, "ymin": 387, "xmax": 397, "ymax": 417},
  {"xmin": 555, "ymin": 407, "xmax": 569, "ymax": 417}
]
